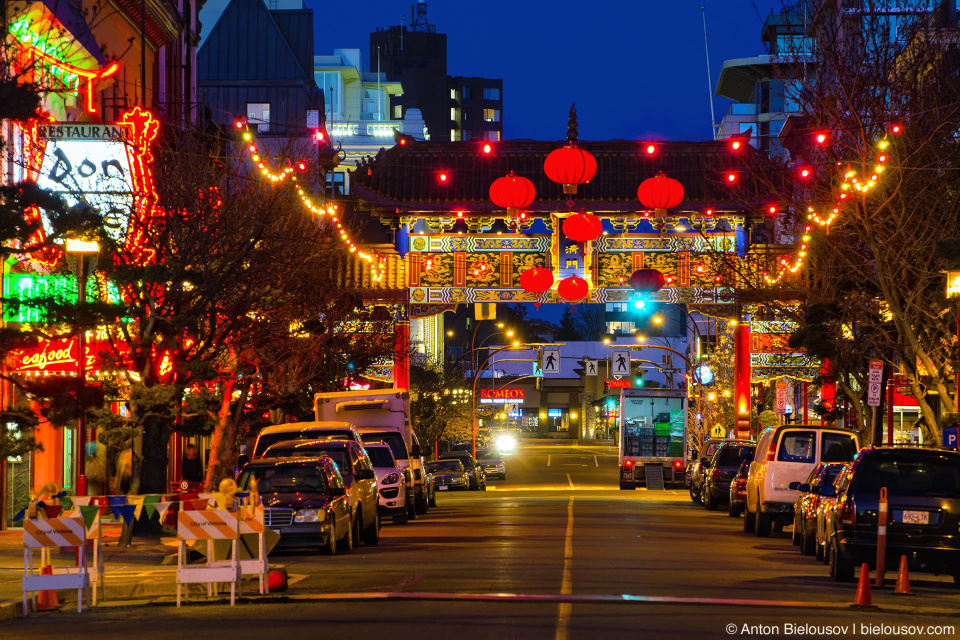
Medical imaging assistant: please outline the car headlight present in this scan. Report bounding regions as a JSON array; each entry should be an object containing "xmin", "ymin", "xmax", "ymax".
[
  {"xmin": 294, "ymin": 509, "xmax": 320, "ymax": 523},
  {"xmin": 496, "ymin": 434, "xmax": 516, "ymax": 451},
  {"xmin": 497, "ymin": 462, "xmax": 505, "ymax": 469},
  {"xmin": 383, "ymin": 472, "xmax": 401, "ymax": 485}
]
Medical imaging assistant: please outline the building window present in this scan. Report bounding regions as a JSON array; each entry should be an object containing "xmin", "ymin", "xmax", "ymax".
[
  {"xmin": 483, "ymin": 130, "xmax": 500, "ymax": 141},
  {"xmin": 450, "ymin": 88, "xmax": 458, "ymax": 100},
  {"xmin": 450, "ymin": 129, "xmax": 461, "ymax": 141},
  {"xmin": 326, "ymin": 171, "xmax": 346, "ymax": 197},
  {"xmin": 318, "ymin": 73, "xmax": 341, "ymax": 117},
  {"xmin": 483, "ymin": 87, "xmax": 500, "ymax": 100},
  {"xmin": 246, "ymin": 102, "xmax": 270, "ymax": 132},
  {"xmin": 461, "ymin": 130, "xmax": 471, "ymax": 141},
  {"xmin": 607, "ymin": 321, "xmax": 635, "ymax": 334},
  {"xmin": 394, "ymin": 105, "xmax": 402, "ymax": 119},
  {"xmin": 483, "ymin": 108, "xmax": 500, "ymax": 123},
  {"xmin": 462, "ymin": 86, "xmax": 471, "ymax": 100},
  {"xmin": 606, "ymin": 303, "xmax": 628, "ymax": 312},
  {"xmin": 450, "ymin": 107, "xmax": 459, "ymax": 122}
]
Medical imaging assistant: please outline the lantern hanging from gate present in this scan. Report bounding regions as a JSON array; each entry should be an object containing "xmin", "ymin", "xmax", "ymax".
[
  {"xmin": 561, "ymin": 210, "xmax": 603, "ymax": 243},
  {"xmin": 628, "ymin": 268, "xmax": 665, "ymax": 293},
  {"xmin": 489, "ymin": 171, "xmax": 536, "ymax": 217},
  {"xmin": 544, "ymin": 104, "xmax": 596, "ymax": 195},
  {"xmin": 557, "ymin": 276, "xmax": 589, "ymax": 303},
  {"xmin": 520, "ymin": 267, "xmax": 555, "ymax": 309},
  {"xmin": 638, "ymin": 173, "xmax": 684, "ymax": 217}
]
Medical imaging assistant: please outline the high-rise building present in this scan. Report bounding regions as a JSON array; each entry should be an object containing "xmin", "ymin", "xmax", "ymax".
[{"xmin": 370, "ymin": 2, "xmax": 503, "ymax": 142}]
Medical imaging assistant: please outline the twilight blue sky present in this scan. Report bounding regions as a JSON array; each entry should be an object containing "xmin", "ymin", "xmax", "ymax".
[{"xmin": 314, "ymin": 1, "xmax": 784, "ymax": 141}]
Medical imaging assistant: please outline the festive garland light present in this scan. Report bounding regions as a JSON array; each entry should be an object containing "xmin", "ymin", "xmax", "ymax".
[
  {"xmin": 763, "ymin": 128, "xmax": 898, "ymax": 284},
  {"xmin": 239, "ymin": 124, "xmax": 385, "ymax": 282}
]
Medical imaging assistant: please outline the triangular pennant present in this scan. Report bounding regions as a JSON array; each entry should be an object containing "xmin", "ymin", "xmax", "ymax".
[
  {"xmin": 128, "ymin": 495, "xmax": 146, "ymax": 521},
  {"xmin": 12, "ymin": 508, "xmax": 26, "ymax": 521},
  {"xmin": 154, "ymin": 502, "xmax": 172, "ymax": 522},
  {"xmin": 113, "ymin": 504, "xmax": 136, "ymax": 526},
  {"xmin": 79, "ymin": 505, "xmax": 100, "ymax": 529},
  {"xmin": 107, "ymin": 495, "xmax": 126, "ymax": 508},
  {"xmin": 55, "ymin": 491, "xmax": 68, "ymax": 499},
  {"xmin": 142, "ymin": 494, "xmax": 161, "ymax": 519},
  {"xmin": 59, "ymin": 496, "xmax": 73, "ymax": 508},
  {"xmin": 70, "ymin": 496, "xmax": 92, "ymax": 507},
  {"xmin": 41, "ymin": 505, "xmax": 63, "ymax": 519}
]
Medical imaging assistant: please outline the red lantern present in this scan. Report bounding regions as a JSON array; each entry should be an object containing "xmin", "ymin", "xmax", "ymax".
[
  {"xmin": 628, "ymin": 269, "xmax": 665, "ymax": 292},
  {"xmin": 638, "ymin": 173, "xmax": 684, "ymax": 216},
  {"xmin": 544, "ymin": 144, "xmax": 597, "ymax": 195},
  {"xmin": 489, "ymin": 171, "xmax": 536, "ymax": 216},
  {"xmin": 562, "ymin": 211, "xmax": 603, "ymax": 243},
  {"xmin": 557, "ymin": 276, "xmax": 589, "ymax": 302},
  {"xmin": 519, "ymin": 267, "xmax": 554, "ymax": 294}
]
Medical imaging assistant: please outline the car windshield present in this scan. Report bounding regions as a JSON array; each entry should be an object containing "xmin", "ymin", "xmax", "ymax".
[
  {"xmin": 716, "ymin": 445, "xmax": 755, "ymax": 466},
  {"xmin": 366, "ymin": 446, "xmax": 396, "ymax": 468},
  {"xmin": 704, "ymin": 442, "xmax": 720, "ymax": 458},
  {"xmin": 777, "ymin": 431, "xmax": 816, "ymax": 463},
  {"xmin": 254, "ymin": 430, "xmax": 349, "ymax": 458},
  {"xmin": 442, "ymin": 453, "xmax": 475, "ymax": 467},
  {"xmin": 360, "ymin": 432, "xmax": 409, "ymax": 461},
  {"xmin": 262, "ymin": 445, "xmax": 348, "ymax": 474},
  {"xmin": 821, "ymin": 464, "xmax": 846, "ymax": 486},
  {"xmin": 856, "ymin": 453, "xmax": 960, "ymax": 497},
  {"xmin": 427, "ymin": 460, "xmax": 463, "ymax": 473},
  {"xmin": 476, "ymin": 449, "xmax": 501, "ymax": 461},
  {"xmin": 238, "ymin": 466, "xmax": 327, "ymax": 493},
  {"xmin": 821, "ymin": 433, "xmax": 858, "ymax": 462}
]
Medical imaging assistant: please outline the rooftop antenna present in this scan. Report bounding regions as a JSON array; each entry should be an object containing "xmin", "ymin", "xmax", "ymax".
[
  {"xmin": 702, "ymin": 6, "xmax": 718, "ymax": 140},
  {"xmin": 400, "ymin": 12, "xmax": 404, "ymax": 50},
  {"xmin": 412, "ymin": 1, "xmax": 434, "ymax": 33}
]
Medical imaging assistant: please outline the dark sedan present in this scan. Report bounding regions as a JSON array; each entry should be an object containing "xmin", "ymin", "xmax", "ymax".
[
  {"xmin": 689, "ymin": 438, "xmax": 725, "ymax": 504},
  {"xmin": 426, "ymin": 459, "xmax": 471, "ymax": 491},
  {"xmin": 702, "ymin": 441, "xmax": 755, "ymax": 511},
  {"xmin": 237, "ymin": 456, "xmax": 352, "ymax": 554},
  {"xmin": 790, "ymin": 462, "xmax": 848, "ymax": 556},
  {"xmin": 819, "ymin": 446, "xmax": 960, "ymax": 583},
  {"xmin": 438, "ymin": 451, "xmax": 486, "ymax": 490},
  {"xmin": 728, "ymin": 457, "xmax": 752, "ymax": 517}
]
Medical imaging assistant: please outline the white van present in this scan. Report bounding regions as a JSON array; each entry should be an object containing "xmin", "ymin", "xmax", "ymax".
[
  {"xmin": 744, "ymin": 425, "xmax": 859, "ymax": 537},
  {"xmin": 252, "ymin": 421, "xmax": 362, "ymax": 459}
]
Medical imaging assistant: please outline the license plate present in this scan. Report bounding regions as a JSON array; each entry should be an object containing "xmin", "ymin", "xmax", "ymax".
[
  {"xmin": 901, "ymin": 510, "xmax": 929, "ymax": 525},
  {"xmin": 438, "ymin": 485, "xmax": 449, "ymax": 491}
]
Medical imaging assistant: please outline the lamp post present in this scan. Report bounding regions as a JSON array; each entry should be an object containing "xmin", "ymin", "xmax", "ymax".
[
  {"xmin": 65, "ymin": 238, "xmax": 99, "ymax": 497},
  {"xmin": 947, "ymin": 269, "xmax": 960, "ymax": 411}
]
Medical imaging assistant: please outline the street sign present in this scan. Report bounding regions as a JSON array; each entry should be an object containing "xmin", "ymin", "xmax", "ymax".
[
  {"xmin": 610, "ymin": 347, "xmax": 631, "ymax": 379},
  {"xmin": 541, "ymin": 347, "xmax": 561, "ymax": 376},
  {"xmin": 532, "ymin": 362, "xmax": 543, "ymax": 378},
  {"xmin": 867, "ymin": 360, "xmax": 883, "ymax": 407},
  {"xmin": 584, "ymin": 359, "xmax": 598, "ymax": 377},
  {"xmin": 944, "ymin": 426, "xmax": 958, "ymax": 449},
  {"xmin": 711, "ymin": 425, "xmax": 726, "ymax": 438},
  {"xmin": 775, "ymin": 380, "xmax": 787, "ymax": 415},
  {"xmin": 893, "ymin": 374, "xmax": 909, "ymax": 387}
]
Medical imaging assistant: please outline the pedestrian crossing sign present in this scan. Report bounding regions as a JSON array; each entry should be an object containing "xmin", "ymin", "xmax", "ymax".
[{"xmin": 541, "ymin": 347, "xmax": 561, "ymax": 376}]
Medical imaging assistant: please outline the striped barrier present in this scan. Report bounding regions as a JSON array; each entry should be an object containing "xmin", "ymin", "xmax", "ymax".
[
  {"xmin": 22, "ymin": 518, "xmax": 89, "ymax": 615},
  {"xmin": 61, "ymin": 510, "xmax": 105, "ymax": 606},
  {"xmin": 176, "ymin": 509, "xmax": 240, "ymax": 606},
  {"xmin": 237, "ymin": 506, "xmax": 269, "ymax": 595}
]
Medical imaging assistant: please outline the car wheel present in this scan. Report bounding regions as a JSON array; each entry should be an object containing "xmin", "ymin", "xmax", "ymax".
[
  {"xmin": 792, "ymin": 513, "xmax": 803, "ymax": 546},
  {"xmin": 362, "ymin": 509, "xmax": 380, "ymax": 545},
  {"xmin": 728, "ymin": 497, "xmax": 740, "ymax": 517},
  {"xmin": 830, "ymin": 540, "xmax": 854, "ymax": 582},
  {"xmin": 428, "ymin": 488, "xmax": 437, "ymax": 508},
  {"xmin": 500, "ymin": 473, "xmax": 506, "ymax": 480},
  {"xmin": 801, "ymin": 523, "xmax": 816, "ymax": 556},
  {"xmin": 815, "ymin": 537, "xmax": 825, "ymax": 562},
  {"xmin": 407, "ymin": 494, "xmax": 417, "ymax": 520},
  {"xmin": 338, "ymin": 515, "xmax": 354, "ymax": 552},
  {"xmin": 705, "ymin": 488, "xmax": 718, "ymax": 511},
  {"xmin": 321, "ymin": 520, "xmax": 337, "ymax": 555},
  {"xmin": 756, "ymin": 508, "xmax": 772, "ymax": 537},
  {"xmin": 415, "ymin": 489, "xmax": 428, "ymax": 515},
  {"xmin": 690, "ymin": 485, "xmax": 700, "ymax": 504},
  {"xmin": 743, "ymin": 506, "xmax": 756, "ymax": 533}
]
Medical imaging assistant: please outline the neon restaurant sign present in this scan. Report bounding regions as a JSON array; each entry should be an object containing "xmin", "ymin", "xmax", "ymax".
[{"xmin": 2, "ymin": 274, "xmax": 123, "ymax": 323}]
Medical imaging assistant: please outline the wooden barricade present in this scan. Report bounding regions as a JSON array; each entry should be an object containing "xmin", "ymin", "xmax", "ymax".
[
  {"xmin": 237, "ymin": 504, "xmax": 269, "ymax": 595},
  {"xmin": 59, "ymin": 509, "xmax": 105, "ymax": 605},
  {"xmin": 176, "ymin": 509, "xmax": 240, "ymax": 606},
  {"xmin": 22, "ymin": 517, "xmax": 89, "ymax": 615}
]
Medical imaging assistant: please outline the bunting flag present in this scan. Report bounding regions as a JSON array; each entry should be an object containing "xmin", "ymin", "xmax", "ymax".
[
  {"xmin": 112, "ymin": 504, "xmax": 137, "ymax": 526},
  {"xmin": 128, "ymin": 495, "xmax": 147, "ymax": 521},
  {"xmin": 70, "ymin": 496, "xmax": 92, "ymax": 507},
  {"xmin": 107, "ymin": 496, "xmax": 127, "ymax": 508},
  {"xmin": 12, "ymin": 507, "xmax": 26, "ymax": 521},
  {"xmin": 143, "ymin": 494, "xmax": 162, "ymax": 519},
  {"xmin": 54, "ymin": 491, "xmax": 68, "ymax": 499},
  {"xmin": 59, "ymin": 496, "xmax": 73, "ymax": 508},
  {"xmin": 154, "ymin": 502, "xmax": 173, "ymax": 523},
  {"xmin": 79, "ymin": 506, "xmax": 101, "ymax": 531},
  {"xmin": 185, "ymin": 499, "xmax": 208, "ymax": 511},
  {"xmin": 41, "ymin": 505, "xmax": 63, "ymax": 519}
]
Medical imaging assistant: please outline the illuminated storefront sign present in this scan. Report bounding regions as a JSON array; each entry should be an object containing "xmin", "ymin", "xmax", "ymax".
[
  {"xmin": 8, "ymin": 335, "xmax": 99, "ymax": 373},
  {"xmin": 606, "ymin": 379, "xmax": 631, "ymax": 389},
  {"xmin": 479, "ymin": 388, "xmax": 525, "ymax": 404},
  {"xmin": 3, "ymin": 274, "xmax": 122, "ymax": 323}
]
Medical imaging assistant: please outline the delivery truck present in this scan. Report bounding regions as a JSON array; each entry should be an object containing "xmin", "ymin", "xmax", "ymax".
[{"xmin": 618, "ymin": 387, "xmax": 688, "ymax": 489}]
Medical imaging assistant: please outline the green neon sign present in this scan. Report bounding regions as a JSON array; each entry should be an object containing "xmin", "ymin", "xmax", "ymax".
[
  {"xmin": 3, "ymin": 274, "xmax": 122, "ymax": 323},
  {"xmin": 8, "ymin": 18, "xmax": 80, "ymax": 93}
]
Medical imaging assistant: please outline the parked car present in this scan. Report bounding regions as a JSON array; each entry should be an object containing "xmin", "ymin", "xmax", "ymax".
[
  {"xmin": 438, "ymin": 451, "xmax": 486, "ymax": 490},
  {"xmin": 426, "ymin": 459, "xmax": 471, "ymax": 491},
  {"xmin": 728, "ymin": 457, "xmax": 753, "ymax": 518},
  {"xmin": 789, "ymin": 462, "xmax": 848, "ymax": 556},
  {"xmin": 689, "ymin": 438, "xmax": 725, "ymax": 503},
  {"xmin": 476, "ymin": 448, "xmax": 506, "ymax": 480},
  {"xmin": 237, "ymin": 456, "xmax": 352, "ymax": 554},
  {"xmin": 819, "ymin": 446, "xmax": 960, "ymax": 583},
  {"xmin": 252, "ymin": 421, "xmax": 362, "ymax": 458},
  {"xmin": 702, "ymin": 441, "xmax": 755, "ymax": 511},
  {"xmin": 363, "ymin": 441, "xmax": 412, "ymax": 525},
  {"xmin": 814, "ymin": 465, "xmax": 851, "ymax": 563},
  {"xmin": 260, "ymin": 438, "xmax": 381, "ymax": 543},
  {"xmin": 744, "ymin": 425, "xmax": 859, "ymax": 537}
]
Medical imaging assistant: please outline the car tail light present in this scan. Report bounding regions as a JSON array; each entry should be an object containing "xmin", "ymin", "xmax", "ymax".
[
  {"xmin": 624, "ymin": 459, "xmax": 633, "ymax": 467},
  {"xmin": 673, "ymin": 460, "xmax": 683, "ymax": 470},
  {"xmin": 839, "ymin": 498, "xmax": 856, "ymax": 527},
  {"xmin": 766, "ymin": 439, "xmax": 777, "ymax": 461},
  {"xmin": 711, "ymin": 467, "xmax": 721, "ymax": 481}
]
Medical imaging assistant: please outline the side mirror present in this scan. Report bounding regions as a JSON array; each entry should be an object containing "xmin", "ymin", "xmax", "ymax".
[
  {"xmin": 330, "ymin": 486, "xmax": 347, "ymax": 497},
  {"xmin": 788, "ymin": 481, "xmax": 801, "ymax": 490},
  {"xmin": 236, "ymin": 454, "xmax": 250, "ymax": 468},
  {"xmin": 818, "ymin": 485, "xmax": 837, "ymax": 498},
  {"xmin": 356, "ymin": 469, "xmax": 375, "ymax": 481},
  {"xmin": 700, "ymin": 458, "xmax": 710, "ymax": 467},
  {"xmin": 797, "ymin": 483, "xmax": 811, "ymax": 493},
  {"xmin": 411, "ymin": 444, "xmax": 421, "ymax": 457}
]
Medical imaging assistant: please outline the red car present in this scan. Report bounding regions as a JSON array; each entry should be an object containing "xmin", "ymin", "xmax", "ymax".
[
  {"xmin": 728, "ymin": 457, "xmax": 753, "ymax": 517},
  {"xmin": 790, "ymin": 462, "xmax": 848, "ymax": 556}
]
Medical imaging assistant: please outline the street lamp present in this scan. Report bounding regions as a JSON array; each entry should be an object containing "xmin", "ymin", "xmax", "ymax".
[
  {"xmin": 947, "ymin": 269, "xmax": 960, "ymax": 410},
  {"xmin": 65, "ymin": 237, "xmax": 99, "ymax": 497}
]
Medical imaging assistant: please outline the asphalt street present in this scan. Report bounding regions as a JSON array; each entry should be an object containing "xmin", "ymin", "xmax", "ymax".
[{"xmin": 4, "ymin": 440, "xmax": 959, "ymax": 639}]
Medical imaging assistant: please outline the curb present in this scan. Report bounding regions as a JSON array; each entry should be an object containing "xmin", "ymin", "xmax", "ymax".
[{"xmin": 0, "ymin": 601, "xmax": 21, "ymax": 621}]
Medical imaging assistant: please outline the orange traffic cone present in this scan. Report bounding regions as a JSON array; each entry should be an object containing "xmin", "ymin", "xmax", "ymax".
[
  {"xmin": 853, "ymin": 563, "xmax": 873, "ymax": 606},
  {"xmin": 894, "ymin": 555, "xmax": 913, "ymax": 595},
  {"xmin": 35, "ymin": 565, "xmax": 59, "ymax": 611}
]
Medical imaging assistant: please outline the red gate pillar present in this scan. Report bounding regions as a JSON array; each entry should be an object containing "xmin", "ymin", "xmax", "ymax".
[
  {"xmin": 820, "ymin": 359, "xmax": 836, "ymax": 426},
  {"xmin": 394, "ymin": 321, "xmax": 410, "ymax": 390},
  {"xmin": 734, "ymin": 322, "xmax": 752, "ymax": 439}
]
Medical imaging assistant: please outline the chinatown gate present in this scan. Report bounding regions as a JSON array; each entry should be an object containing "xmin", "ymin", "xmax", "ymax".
[{"xmin": 349, "ymin": 117, "xmax": 823, "ymax": 438}]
